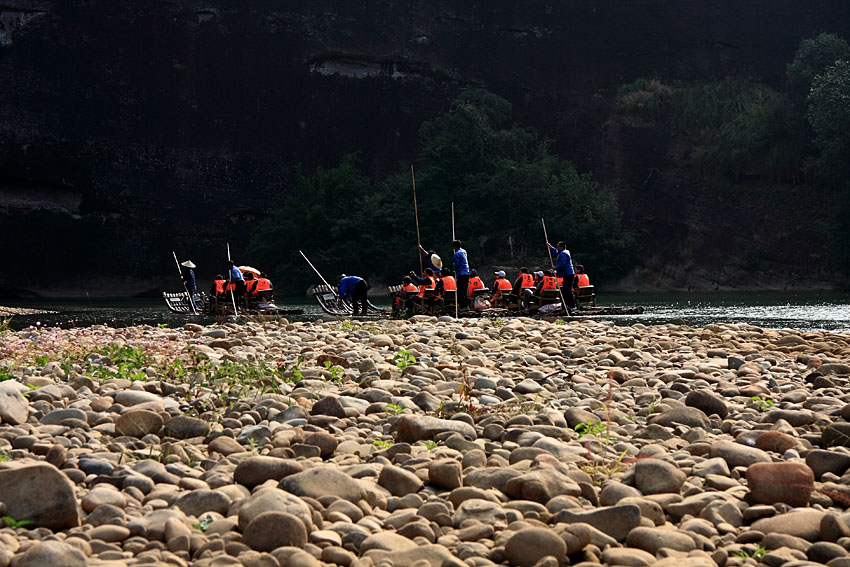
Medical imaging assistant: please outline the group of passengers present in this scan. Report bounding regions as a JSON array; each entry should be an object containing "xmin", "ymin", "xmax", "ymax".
[{"xmin": 395, "ymin": 239, "xmax": 589, "ymax": 317}]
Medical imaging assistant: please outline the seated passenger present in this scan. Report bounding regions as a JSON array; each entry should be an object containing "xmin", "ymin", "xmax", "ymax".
[
  {"xmin": 467, "ymin": 270, "xmax": 486, "ymax": 298},
  {"xmin": 490, "ymin": 270, "xmax": 513, "ymax": 305}
]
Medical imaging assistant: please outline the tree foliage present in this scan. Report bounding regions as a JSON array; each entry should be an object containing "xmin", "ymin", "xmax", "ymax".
[
  {"xmin": 787, "ymin": 33, "xmax": 850, "ymax": 104},
  {"xmin": 807, "ymin": 60, "xmax": 850, "ymax": 184},
  {"xmin": 250, "ymin": 89, "xmax": 635, "ymax": 293}
]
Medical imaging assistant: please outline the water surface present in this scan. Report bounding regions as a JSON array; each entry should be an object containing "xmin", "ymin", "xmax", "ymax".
[{"xmin": 2, "ymin": 292, "xmax": 849, "ymax": 332}]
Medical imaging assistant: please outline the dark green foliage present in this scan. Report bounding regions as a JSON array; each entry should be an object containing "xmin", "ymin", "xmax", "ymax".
[
  {"xmin": 787, "ymin": 33, "xmax": 850, "ymax": 104},
  {"xmin": 250, "ymin": 90, "xmax": 635, "ymax": 293},
  {"xmin": 617, "ymin": 78, "xmax": 673, "ymax": 120},
  {"xmin": 807, "ymin": 60, "xmax": 850, "ymax": 184}
]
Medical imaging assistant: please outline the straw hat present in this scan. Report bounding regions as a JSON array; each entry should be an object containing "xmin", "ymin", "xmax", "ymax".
[
  {"xmin": 430, "ymin": 254, "xmax": 443, "ymax": 269},
  {"xmin": 180, "ymin": 261, "xmax": 196, "ymax": 269}
]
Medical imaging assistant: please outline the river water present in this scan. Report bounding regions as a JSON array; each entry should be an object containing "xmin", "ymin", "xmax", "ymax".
[{"xmin": 2, "ymin": 291, "xmax": 850, "ymax": 333}]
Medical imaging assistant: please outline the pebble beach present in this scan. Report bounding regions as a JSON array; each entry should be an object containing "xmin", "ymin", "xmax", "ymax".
[{"xmin": 0, "ymin": 315, "xmax": 849, "ymax": 567}]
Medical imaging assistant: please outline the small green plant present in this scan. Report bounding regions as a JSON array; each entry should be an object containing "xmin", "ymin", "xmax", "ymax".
[
  {"xmin": 553, "ymin": 319, "xmax": 566, "ymax": 325},
  {"xmin": 247, "ymin": 438, "xmax": 260, "ymax": 455},
  {"xmin": 750, "ymin": 396, "xmax": 775, "ymax": 411},
  {"xmin": 34, "ymin": 355, "xmax": 50, "ymax": 366},
  {"xmin": 2, "ymin": 516, "xmax": 34, "ymax": 529},
  {"xmin": 323, "ymin": 361, "xmax": 344, "ymax": 383},
  {"xmin": 491, "ymin": 317, "xmax": 504, "ymax": 328},
  {"xmin": 0, "ymin": 317, "xmax": 11, "ymax": 334},
  {"xmin": 0, "ymin": 452, "xmax": 10, "ymax": 462},
  {"xmin": 157, "ymin": 323, "xmax": 169, "ymax": 329},
  {"xmin": 341, "ymin": 320, "xmax": 361, "ymax": 331},
  {"xmin": 647, "ymin": 395, "xmax": 660, "ymax": 415},
  {"xmin": 735, "ymin": 545, "xmax": 769, "ymax": 560},
  {"xmin": 392, "ymin": 350, "xmax": 417, "ymax": 371},
  {"xmin": 385, "ymin": 403, "xmax": 404, "ymax": 415},
  {"xmin": 193, "ymin": 515, "xmax": 213, "ymax": 532},
  {"xmin": 278, "ymin": 356, "xmax": 305, "ymax": 384},
  {"xmin": 373, "ymin": 439, "xmax": 393, "ymax": 448},
  {"xmin": 575, "ymin": 421, "xmax": 611, "ymax": 441},
  {"xmin": 421, "ymin": 440, "xmax": 440, "ymax": 451}
]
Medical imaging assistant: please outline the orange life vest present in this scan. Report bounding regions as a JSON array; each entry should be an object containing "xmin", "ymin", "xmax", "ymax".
[
  {"xmin": 518, "ymin": 273, "xmax": 534, "ymax": 288},
  {"xmin": 541, "ymin": 276, "xmax": 558, "ymax": 291},
  {"xmin": 256, "ymin": 278, "xmax": 272, "ymax": 292},
  {"xmin": 467, "ymin": 276, "xmax": 484, "ymax": 297},
  {"xmin": 245, "ymin": 279, "xmax": 258, "ymax": 295},
  {"xmin": 418, "ymin": 276, "xmax": 435, "ymax": 297},
  {"xmin": 557, "ymin": 277, "xmax": 564, "ymax": 287},
  {"xmin": 576, "ymin": 273, "xmax": 590, "ymax": 287},
  {"xmin": 213, "ymin": 280, "xmax": 227, "ymax": 296},
  {"xmin": 402, "ymin": 283, "xmax": 418, "ymax": 294},
  {"xmin": 440, "ymin": 276, "xmax": 457, "ymax": 291},
  {"xmin": 493, "ymin": 277, "xmax": 512, "ymax": 292}
]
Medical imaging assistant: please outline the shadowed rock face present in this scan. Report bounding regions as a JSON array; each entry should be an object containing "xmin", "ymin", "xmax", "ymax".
[{"xmin": 0, "ymin": 1, "xmax": 848, "ymax": 295}]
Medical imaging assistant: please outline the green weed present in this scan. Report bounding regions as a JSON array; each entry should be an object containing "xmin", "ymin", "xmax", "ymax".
[
  {"xmin": 2, "ymin": 516, "xmax": 34, "ymax": 529},
  {"xmin": 373, "ymin": 439, "xmax": 393, "ymax": 448},
  {"xmin": 392, "ymin": 350, "xmax": 417, "ymax": 371},
  {"xmin": 421, "ymin": 440, "xmax": 440, "ymax": 451},
  {"xmin": 736, "ymin": 545, "xmax": 769, "ymax": 560},
  {"xmin": 385, "ymin": 403, "xmax": 404, "ymax": 416},
  {"xmin": 750, "ymin": 396, "xmax": 775, "ymax": 411},
  {"xmin": 193, "ymin": 515, "xmax": 213, "ymax": 532},
  {"xmin": 323, "ymin": 360, "xmax": 344, "ymax": 383}
]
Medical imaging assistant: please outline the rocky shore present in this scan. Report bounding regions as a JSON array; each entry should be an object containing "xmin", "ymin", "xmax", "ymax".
[{"xmin": 0, "ymin": 316, "xmax": 849, "ymax": 567}]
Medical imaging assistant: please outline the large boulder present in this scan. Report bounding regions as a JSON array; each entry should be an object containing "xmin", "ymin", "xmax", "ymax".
[{"xmin": 0, "ymin": 461, "xmax": 80, "ymax": 529}]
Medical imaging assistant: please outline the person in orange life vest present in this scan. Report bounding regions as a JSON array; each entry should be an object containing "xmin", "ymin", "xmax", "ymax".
[
  {"xmin": 522, "ymin": 270, "xmax": 555, "ymax": 308},
  {"xmin": 255, "ymin": 273, "xmax": 273, "ymax": 301},
  {"xmin": 511, "ymin": 267, "xmax": 535, "ymax": 295},
  {"xmin": 210, "ymin": 275, "xmax": 227, "ymax": 297},
  {"xmin": 418, "ymin": 245, "xmax": 443, "ymax": 276},
  {"xmin": 439, "ymin": 269, "xmax": 457, "ymax": 293},
  {"xmin": 409, "ymin": 268, "xmax": 437, "ymax": 296},
  {"xmin": 574, "ymin": 264, "xmax": 590, "ymax": 290},
  {"xmin": 490, "ymin": 270, "xmax": 513, "ymax": 303},
  {"xmin": 394, "ymin": 276, "xmax": 419, "ymax": 312},
  {"xmin": 467, "ymin": 270, "xmax": 485, "ymax": 298}
]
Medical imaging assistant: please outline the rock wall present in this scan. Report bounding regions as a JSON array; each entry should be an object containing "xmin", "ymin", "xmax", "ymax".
[{"xmin": 0, "ymin": 0, "xmax": 848, "ymax": 295}]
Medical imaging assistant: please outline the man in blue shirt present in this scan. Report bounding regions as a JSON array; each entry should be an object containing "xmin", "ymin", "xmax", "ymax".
[
  {"xmin": 453, "ymin": 240, "xmax": 471, "ymax": 309},
  {"xmin": 546, "ymin": 241, "xmax": 576, "ymax": 309},
  {"xmin": 338, "ymin": 274, "xmax": 369, "ymax": 316},
  {"xmin": 227, "ymin": 260, "xmax": 246, "ymax": 299}
]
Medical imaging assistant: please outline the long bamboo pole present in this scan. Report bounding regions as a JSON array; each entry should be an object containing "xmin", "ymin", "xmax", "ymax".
[
  {"xmin": 227, "ymin": 243, "xmax": 239, "ymax": 317},
  {"xmin": 541, "ymin": 218, "xmax": 569, "ymax": 315},
  {"xmin": 452, "ymin": 202, "xmax": 458, "ymax": 318},
  {"xmin": 172, "ymin": 251, "xmax": 197, "ymax": 314},
  {"xmin": 299, "ymin": 249, "xmax": 347, "ymax": 312},
  {"xmin": 411, "ymin": 165, "xmax": 423, "ymax": 274}
]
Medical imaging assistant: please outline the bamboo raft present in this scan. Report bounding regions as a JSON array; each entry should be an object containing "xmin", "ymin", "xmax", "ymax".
[
  {"xmin": 162, "ymin": 291, "xmax": 304, "ymax": 316},
  {"xmin": 311, "ymin": 284, "xmax": 643, "ymax": 319}
]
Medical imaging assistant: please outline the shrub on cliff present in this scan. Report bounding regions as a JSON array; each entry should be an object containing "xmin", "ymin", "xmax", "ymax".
[{"xmin": 787, "ymin": 32, "xmax": 850, "ymax": 105}]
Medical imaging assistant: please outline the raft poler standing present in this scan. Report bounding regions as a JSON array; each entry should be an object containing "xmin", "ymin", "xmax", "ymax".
[
  {"xmin": 180, "ymin": 261, "xmax": 197, "ymax": 296},
  {"xmin": 418, "ymin": 245, "xmax": 443, "ymax": 276},
  {"xmin": 227, "ymin": 260, "xmax": 246, "ymax": 298},
  {"xmin": 547, "ymin": 240, "xmax": 577, "ymax": 309},
  {"xmin": 338, "ymin": 274, "xmax": 369, "ymax": 316},
  {"xmin": 453, "ymin": 240, "xmax": 471, "ymax": 310}
]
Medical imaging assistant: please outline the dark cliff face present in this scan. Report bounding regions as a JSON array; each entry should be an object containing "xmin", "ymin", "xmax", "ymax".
[{"xmin": 0, "ymin": 1, "xmax": 847, "ymax": 296}]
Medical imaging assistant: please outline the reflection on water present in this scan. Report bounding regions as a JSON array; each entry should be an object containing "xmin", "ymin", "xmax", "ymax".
[{"xmin": 1, "ymin": 291, "xmax": 850, "ymax": 332}]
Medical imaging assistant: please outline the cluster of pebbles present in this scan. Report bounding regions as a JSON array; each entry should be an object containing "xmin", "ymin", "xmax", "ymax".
[{"xmin": 0, "ymin": 315, "xmax": 850, "ymax": 567}]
